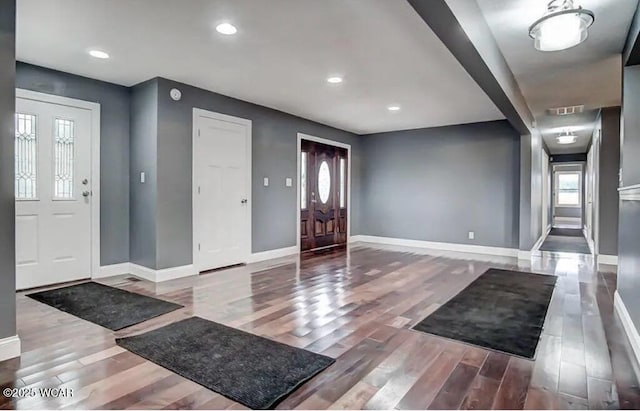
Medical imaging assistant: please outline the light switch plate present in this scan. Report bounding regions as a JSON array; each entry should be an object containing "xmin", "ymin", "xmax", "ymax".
[
  {"xmin": 263, "ymin": 177, "xmax": 269, "ymax": 187},
  {"xmin": 285, "ymin": 178, "xmax": 292, "ymax": 187},
  {"xmin": 140, "ymin": 172, "xmax": 146, "ymax": 183},
  {"xmin": 468, "ymin": 231, "xmax": 475, "ymax": 240}
]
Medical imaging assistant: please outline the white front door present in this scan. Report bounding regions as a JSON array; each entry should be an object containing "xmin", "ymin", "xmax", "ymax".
[
  {"xmin": 15, "ymin": 97, "xmax": 93, "ymax": 290},
  {"xmin": 193, "ymin": 110, "xmax": 251, "ymax": 272}
]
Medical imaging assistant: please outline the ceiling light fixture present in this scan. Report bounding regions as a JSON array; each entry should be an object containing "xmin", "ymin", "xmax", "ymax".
[
  {"xmin": 529, "ymin": 0, "xmax": 594, "ymax": 52},
  {"xmin": 216, "ymin": 23, "xmax": 237, "ymax": 35},
  {"xmin": 557, "ymin": 131, "xmax": 577, "ymax": 144},
  {"xmin": 88, "ymin": 50, "xmax": 109, "ymax": 59},
  {"xmin": 327, "ymin": 76, "xmax": 343, "ymax": 84},
  {"xmin": 387, "ymin": 105, "xmax": 401, "ymax": 112}
]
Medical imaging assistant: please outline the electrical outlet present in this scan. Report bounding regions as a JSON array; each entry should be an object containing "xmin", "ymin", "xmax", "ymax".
[
  {"xmin": 285, "ymin": 178, "xmax": 292, "ymax": 187},
  {"xmin": 468, "ymin": 231, "xmax": 475, "ymax": 240}
]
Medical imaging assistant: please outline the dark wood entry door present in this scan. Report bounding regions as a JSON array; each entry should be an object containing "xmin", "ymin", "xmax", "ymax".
[{"xmin": 300, "ymin": 140, "xmax": 348, "ymax": 252}]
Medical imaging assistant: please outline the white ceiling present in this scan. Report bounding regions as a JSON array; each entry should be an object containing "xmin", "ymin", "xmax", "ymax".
[
  {"xmin": 16, "ymin": 0, "xmax": 505, "ymax": 135},
  {"xmin": 477, "ymin": 0, "xmax": 637, "ymax": 154}
]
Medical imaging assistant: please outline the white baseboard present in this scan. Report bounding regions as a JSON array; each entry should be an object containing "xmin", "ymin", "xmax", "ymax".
[
  {"xmin": 518, "ymin": 250, "xmax": 532, "ymax": 260},
  {"xmin": 614, "ymin": 291, "xmax": 640, "ymax": 368},
  {"xmin": 583, "ymin": 226, "xmax": 596, "ymax": 255},
  {"xmin": 598, "ymin": 254, "xmax": 618, "ymax": 266},
  {"xmin": 350, "ymin": 235, "xmax": 518, "ymax": 257},
  {"xmin": 248, "ymin": 246, "xmax": 298, "ymax": 263},
  {"xmin": 96, "ymin": 247, "xmax": 301, "ymax": 283},
  {"xmin": 94, "ymin": 263, "xmax": 132, "ymax": 279},
  {"xmin": 0, "ymin": 335, "xmax": 21, "ymax": 362},
  {"xmin": 128, "ymin": 263, "xmax": 198, "ymax": 282},
  {"xmin": 524, "ymin": 226, "xmax": 552, "ymax": 260}
]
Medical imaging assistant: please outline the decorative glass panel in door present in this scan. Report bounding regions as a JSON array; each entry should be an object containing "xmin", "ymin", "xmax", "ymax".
[
  {"xmin": 15, "ymin": 113, "xmax": 38, "ymax": 200},
  {"xmin": 318, "ymin": 160, "xmax": 331, "ymax": 203},
  {"xmin": 54, "ymin": 118, "xmax": 75, "ymax": 199}
]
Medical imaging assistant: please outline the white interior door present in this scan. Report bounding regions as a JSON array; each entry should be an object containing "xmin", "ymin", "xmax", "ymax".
[
  {"xmin": 193, "ymin": 110, "xmax": 251, "ymax": 272},
  {"xmin": 15, "ymin": 97, "xmax": 93, "ymax": 290}
]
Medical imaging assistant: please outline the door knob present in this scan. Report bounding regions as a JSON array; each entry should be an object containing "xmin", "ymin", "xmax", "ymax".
[
  {"xmin": 82, "ymin": 191, "xmax": 91, "ymax": 197},
  {"xmin": 241, "ymin": 199, "xmax": 248, "ymax": 204}
]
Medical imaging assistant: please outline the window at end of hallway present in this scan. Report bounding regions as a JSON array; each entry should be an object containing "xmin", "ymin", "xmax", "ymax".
[{"xmin": 557, "ymin": 172, "xmax": 580, "ymax": 206}]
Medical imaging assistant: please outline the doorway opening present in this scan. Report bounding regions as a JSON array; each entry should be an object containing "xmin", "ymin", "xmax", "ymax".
[
  {"xmin": 552, "ymin": 164, "xmax": 583, "ymax": 229},
  {"xmin": 297, "ymin": 134, "xmax": 350, "ymax": 253}
]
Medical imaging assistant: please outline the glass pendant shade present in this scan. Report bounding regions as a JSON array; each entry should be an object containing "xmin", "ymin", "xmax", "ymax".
[
  {"xmin": 529, "ymin": 1, "xmax": 594, "ymax": 51},
  {"xmin": 557, "ymin": 134, "xmax": 577, "ymax": 144}
]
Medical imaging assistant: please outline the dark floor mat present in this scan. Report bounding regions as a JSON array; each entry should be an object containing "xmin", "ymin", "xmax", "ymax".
[
  {"xmin": 549, "ymin": 228, "xmax": 584, "ymax": 237},
  {"xmin": 539, "ymin": 234, "xmax": 591, "ymax": 254},
  {"xmin": 413, "ymin": 268, "xmax": 557, "ymax": 359},
  {"xmin": 27, "ymin": 282, "xmax": 182, "ymax": 331},
  {"xmin": 116, "ymin": 317, "xmax": 335, "ymax": 409}
]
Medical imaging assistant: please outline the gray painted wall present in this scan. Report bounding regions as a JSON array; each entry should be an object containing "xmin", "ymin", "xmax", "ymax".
[
  {"xmin": 15, "ymin": 63, "xmax": 131, "ymax": 266},
  {"xmin": 529, "ymin": 131, "xmax": 544, "ymax": 246},
  {"xmin": 129, "ymin": 80, "xmax": 158, "ymax": 269},
  {"xmin": 153, "ymin": 78, "xmax": 362, "ymax": 269},
  {"xmin": 360, "ymin": 120, "xmax": 520, "ymax": 249},
  {"xmin": 519, "ymin": 134, "xmax": 533, "ymax": 249},
  {"xmin": 617, "ymin": 200, "xmax": 640, "ymax": 330},
  {"xmin": 618, "ymin": 66, "xmax": 640, "ymax": 331},
  {"xmin": 598, "ymin": 107, "xmax": 621, "ymax": 256},
  {"xmin": 623, "ymin": 66, "xmax": 640, "ymax": 186},
  {"xmin": 518, "ymin": 131, "xmax": 545, "ymax": 250},
  {"xmin": 0, "ymin": 0, "xmax": 16, "ymax": 340}
]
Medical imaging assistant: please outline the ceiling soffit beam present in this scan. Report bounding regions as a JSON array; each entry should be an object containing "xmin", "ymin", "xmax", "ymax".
[
  {"xmin": 624, "ymin": 2, "xmax": 640, "ymax": 66},
  {"xmin": 406, "ymin": 0, "xmax": 534, "ymax": 136}
]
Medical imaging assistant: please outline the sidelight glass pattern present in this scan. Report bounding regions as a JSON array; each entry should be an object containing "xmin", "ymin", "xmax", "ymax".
[
  {"xmin": 54, "ymin": 118, "xmax": 75, "ymax": 199},
  {"xmin": 318, "ymin": 160, "xmax": 331, "ymax": 204},
  {"xmin": 15, "ymin": 113, "xmax": 38, "ymax": 199},
  {"xmin": 339, "ymin": 158, "xmax": 345, "ymax": 208},
  {"xmin": 301, "ymin": 152, "xmax": 307, "ymax": 209}
]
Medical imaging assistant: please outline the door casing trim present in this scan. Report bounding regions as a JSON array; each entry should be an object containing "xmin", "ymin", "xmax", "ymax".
[
  {"xmin": 296, "ymin": 133, "xmax": 351, "ymax": 251},
  {"xmin": 192, "ymin": 108, "xmax": 252, "ymax": 273},
  {"xmin": 15, "ymin": 89, "xmax": 101, "ymax": 283}
]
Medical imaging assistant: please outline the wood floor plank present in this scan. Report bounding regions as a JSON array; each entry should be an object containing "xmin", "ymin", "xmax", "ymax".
[
  {"xmin": 428, "ymin": 362, "xmax": 480, "ymax": 409},
  {"xmin": 492, "ymin": 357, "xmax": 533, "ymax": 410}
]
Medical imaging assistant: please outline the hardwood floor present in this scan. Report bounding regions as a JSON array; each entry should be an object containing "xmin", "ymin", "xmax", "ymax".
[{"xmin": 1, "ymin": 245, "xmax": 639, "ymax": 409}]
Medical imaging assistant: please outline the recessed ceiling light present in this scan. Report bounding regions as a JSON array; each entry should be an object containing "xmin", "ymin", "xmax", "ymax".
[
  {"xmin": 327, "ymin": 76, "xmax": 343, "ymax": 84},
  {"xmin": 216, "ymin": 23, "xmax": 237, "ymax": 35},
  {"xmin": 529, "ymin": 0, "xmax": 594, "ymax": 52},
  {"xmin": 387, "ymin": 105, "xmax": 401, "ymax": 112},
  {"xmin": 89, "ymin": 50, "xmax": 109, "ymax": 59}
]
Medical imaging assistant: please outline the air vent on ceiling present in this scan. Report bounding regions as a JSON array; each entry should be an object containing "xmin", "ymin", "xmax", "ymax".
[{"xmin": 547, "ymin": 105, "xmax": 585, "ymax": 116}]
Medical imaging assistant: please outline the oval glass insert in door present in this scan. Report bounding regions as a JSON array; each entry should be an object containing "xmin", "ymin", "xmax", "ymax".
[{"xmin": 318, "ymin": 160, "xmax": 331, "ymax": 203}]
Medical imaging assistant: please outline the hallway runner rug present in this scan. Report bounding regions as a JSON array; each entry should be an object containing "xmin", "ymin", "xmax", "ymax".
[
  {"xmin": 27, "ymin": 281, "xmax": 182, "ymax": 330},
  {"xmin": 116, "ymin": 317, "xmax": 335, "ymax": 409},
  {"xmin": 413, "ymin": 268, "xmax": 557, "ymax": 358}
]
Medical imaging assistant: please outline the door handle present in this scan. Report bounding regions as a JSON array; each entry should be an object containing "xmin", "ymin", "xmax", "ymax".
[
  {"xmin": 82, "ymin": 191, "xmax": 91, "ymax": 197},
  {"xmin": 241, "ymin": 199, "xmax": 248, "ymax": 204}
]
